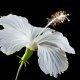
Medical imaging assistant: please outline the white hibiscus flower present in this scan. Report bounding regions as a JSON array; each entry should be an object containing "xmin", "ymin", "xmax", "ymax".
[{"xmin": 0, "ymin": 11, "xmax": 75, "ymax": 80}]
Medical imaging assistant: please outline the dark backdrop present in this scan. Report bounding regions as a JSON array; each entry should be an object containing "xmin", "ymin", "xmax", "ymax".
[{"xmin": 0, "ymin": 0, "xmax": 80, "ymax": 80}]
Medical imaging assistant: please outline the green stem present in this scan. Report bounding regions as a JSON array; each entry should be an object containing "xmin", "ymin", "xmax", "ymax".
[
  {"xmin": 15, "ymin": 48, "xmax": 33, "ymax": 80},
  {"xmin": 21, "ymin": 48, "xmax": 33, "ymax": 63}
]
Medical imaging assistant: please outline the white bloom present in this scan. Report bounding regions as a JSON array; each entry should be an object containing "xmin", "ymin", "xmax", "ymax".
[{"xmin": 0, "ymin": 14, "xmax": 75, "ymax": 77}]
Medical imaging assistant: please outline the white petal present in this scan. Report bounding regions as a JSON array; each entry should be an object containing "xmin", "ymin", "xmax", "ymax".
[
  {"xmin": 31, "ymin": 27, "xmax": 54, "ymax": 40},
  {"xmin": 0, "ymin": 14, "xmax": 33, "ymax": 38},
  {"xmin": 32, "ymin": 27, "xmax": 55, "ymax": 42},
  {"xmin": 36, "ymin": 31, "xmax": 75, "ymax": 54},
  {"xmin": 30, "ymin": 27, "xmax": 43, "ymax": 41},
  {"xmin": 0, "ymin": 28, "xmax": 29, "ymax": 55},
  {"xmin": 38, "ymin": 44, "xmax": 68, "ymax": 77}
]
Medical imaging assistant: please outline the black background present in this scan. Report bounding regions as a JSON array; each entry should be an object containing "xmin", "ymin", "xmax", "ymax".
[{"xmin": 0, "ymin": 0, "xmax": 80, "ymax": 80}]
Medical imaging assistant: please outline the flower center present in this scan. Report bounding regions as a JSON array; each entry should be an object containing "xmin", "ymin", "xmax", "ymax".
[{"xmin": 28, "ymin": 42, "xmax": 38, "ymax": 51}]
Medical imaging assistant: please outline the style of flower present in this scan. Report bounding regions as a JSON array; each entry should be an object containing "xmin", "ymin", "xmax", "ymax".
[{"xmin": 0, "ymin": 11, "xmax": 75, "ymax": 80}]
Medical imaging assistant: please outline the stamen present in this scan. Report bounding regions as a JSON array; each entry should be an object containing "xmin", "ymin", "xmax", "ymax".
[
  {"xmin": 34, "ymin": 11, "xmax": 69, "ymax": 39},
  {"xmin": 47, "ymin": 11, "xmax": 70, "ymax": 26}
]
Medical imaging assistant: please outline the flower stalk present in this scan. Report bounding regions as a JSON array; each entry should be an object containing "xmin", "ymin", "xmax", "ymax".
[{"xmin": 15, "ymin": 48, "xmax": 33, "ymax": 80}]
